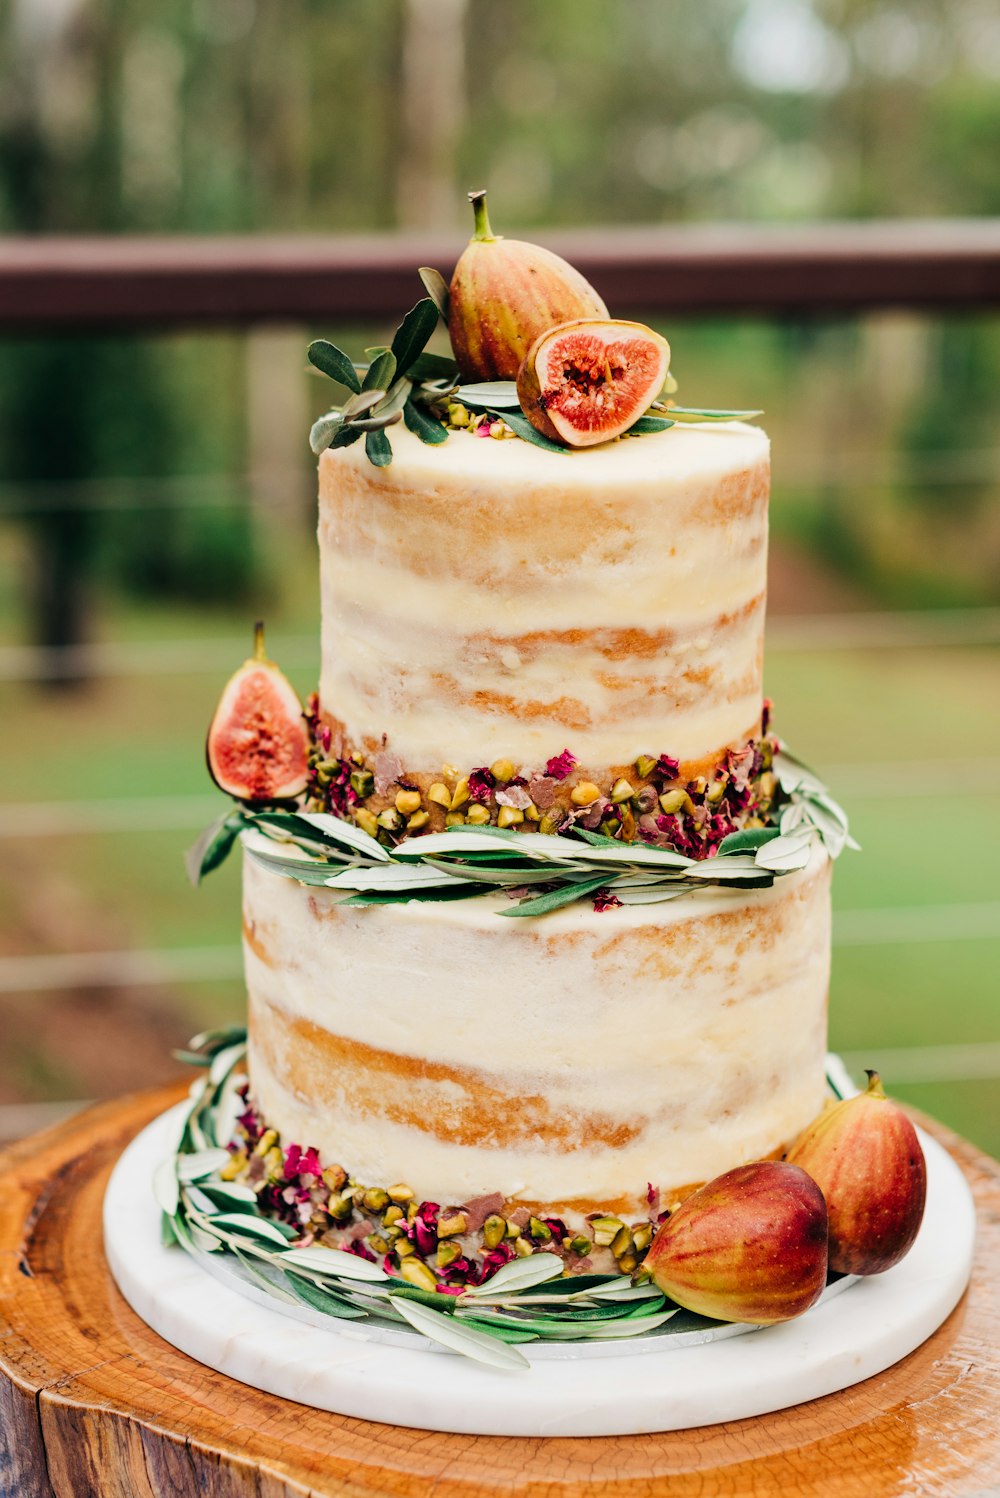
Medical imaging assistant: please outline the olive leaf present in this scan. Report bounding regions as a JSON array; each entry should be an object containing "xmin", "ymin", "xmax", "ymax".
[
  {"xmin": 627, "ymin": 414, "xmax": 675, "ymax": 435},
  {"xmin": 501, "ymin": 873, "xmax": 615, "ymax": 918},
  {"xmin": 365, "ymin": 429, "xmax": 393, "ymax": 466},
  {"xmin": 662, "ymin": 406, "xmax": 763, "ymax": 422},
  {"xmin": 341, "ymin": 388, "xmax": 387, "ymax": 422},
  {"xmin": 404, "ymin": 398, "xmax": 449, "ymax": 445},
  {"xmin": 307, "ymin": 339, "xmax": 362, "ymax": 394},
  {"xmin": 185, "ymin": 809, "xmax": 246, "ymax": 886},
  {"xmin": 487, "ymin": 407, "xmax": 568, "ymax": 453},
  {"xmin": 457, "ymin": 380, "xmax": 520, "ymax": 409},
  {"xmin": 309, "ymin": 411, "xmax": 344, "ymax": 454},
  {"xmin": 390, "ymin": 298, "xmax": 441, "ymax": 377},
  {"xmin": 363, "ymin": 348, "xmax": 396, "ymax": 394},
  {"xmin": 391, "ymin": 1295, "xmax": 531, "ymax": 1371},
  {"xmin": 408, "ymin": 350, "xmax": 459, "ymax": 382},
  {"xmin": 418, "ymin": 266, "xmax": 450, "ymax": 320},
  {"xmin": 329, "ymin": 425, "xmax": 363, "ymax": 450}
]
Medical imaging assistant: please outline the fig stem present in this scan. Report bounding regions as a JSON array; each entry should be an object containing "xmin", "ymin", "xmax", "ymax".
[
  {"xmin": 252, "ymin": 620, "xmax": 267, "ymax": 662},
  {"xmin": 864, "ymin": 1068, "xmax": 886, "ymax": 1098},
  {"xmin": 468, "ymin": 189, "xmax": 496, "ymax": 243}
]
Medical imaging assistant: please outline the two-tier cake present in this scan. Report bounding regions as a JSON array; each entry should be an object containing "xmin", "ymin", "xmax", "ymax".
[{"xmin": 240, "ymin": 417, "xmax": 831, "ymax": 1251}]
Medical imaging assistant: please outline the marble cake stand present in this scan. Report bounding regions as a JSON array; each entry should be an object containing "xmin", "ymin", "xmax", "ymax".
[{"xmin": 102, "ymin": 1098, "xmax": 975, "ymax": 1438}]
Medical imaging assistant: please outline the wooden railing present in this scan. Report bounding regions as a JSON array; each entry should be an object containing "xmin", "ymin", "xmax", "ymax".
[{"xmin": 1, "ymin": 220, "xmax": 999, "ymax": 329}]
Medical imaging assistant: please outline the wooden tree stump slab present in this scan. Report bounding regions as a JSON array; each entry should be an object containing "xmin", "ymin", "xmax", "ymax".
[{"xmin": 2, "ymin": 1084, "xmax": 999, "ymax": 1498}]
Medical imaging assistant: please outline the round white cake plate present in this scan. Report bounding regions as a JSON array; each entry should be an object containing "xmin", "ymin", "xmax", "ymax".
[{"xmin": 104, "ymin": 1103, "xmax": 975, "ymax": 1438}]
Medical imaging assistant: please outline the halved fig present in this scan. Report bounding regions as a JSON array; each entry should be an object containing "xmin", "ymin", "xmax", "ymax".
[
  {"xmin": 516, "ymin": 319, "xmax": 670, "ymax": 448},
  {"xmin": 207, "ymin": 622, "xmax": 309, "ymax": 802}
]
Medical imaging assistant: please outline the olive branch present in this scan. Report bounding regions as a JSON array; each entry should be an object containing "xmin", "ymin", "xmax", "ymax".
[{"xmin": 186, "ymin": 748, "xmax": 855, "ymax": 911}]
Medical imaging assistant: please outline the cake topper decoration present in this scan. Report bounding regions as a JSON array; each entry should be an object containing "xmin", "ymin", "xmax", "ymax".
[{"xmin": 307, "ymin": 189, "xmax": 761, "ymax": 465}]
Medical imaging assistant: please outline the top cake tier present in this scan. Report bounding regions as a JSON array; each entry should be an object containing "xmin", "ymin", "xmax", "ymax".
[{"xmin": 318, "ymin": 419, "xmax": 769, "ymax": 778}]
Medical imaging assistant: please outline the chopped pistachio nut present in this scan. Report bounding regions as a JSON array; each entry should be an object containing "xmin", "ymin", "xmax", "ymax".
[
  {"xmin": 610, "ymin": 777, "xmax": 635, "ymax": 803},
  {"xmin": 327, "ymin": 1192, "xmax": 353, "ymax": 1223},
  {"xmin": 570, "ymin": 780, "xmax": 601, "ymax": 807},
  {"xmin": 758, "ymin": 771, "xmax": 778, "ymax": 802},
  {"xmin": 437, "ymin": 1211, "xmax": 467, "ymax": 1238},
  {"xmin": 253, "ymin": 1128, "xmax": 278, "ymax": 1158},
  {"xmin": 400, "ymin": 1258, "xmax": 438, "ymax": 1292},
  {"xmin": 466, "ymin": 804, "xmax": 492, "ymax": 825},
  {"xmin": 384, "ymin": 1223, "xmax": 402, "ymax": 1243},
  {"xmin": 446, "ymin": 402, "xmax": 470, "ymax": 428},
  {"xmin": 497, "ymin": 805, "xmax": 524, "ymax": 829},
  {"xmin": 568, "ymin": 1234, "xmax": 592, "ymax": 1256},
  {"xmin": 406, "ymin": 1200, "xmax": 420, "ymax": 1222},
  {"xmin": 706, "ymin": 777, "xmax": 727, "ymax": 805},
  {"xmin": 382, "ymin": 1204, "xmax": 404, "ymax": 1226},
  {"xmin": 538, "ymin": 811, "xmax": 563, "ymax": 835},
  {"xmin": 427, "ymin": 782, "xmax": 452, "ymax": 808},
  {"xmin": 449, "ymin": 777, "xmax": 470, "ymax": 810},
  {"xmin": 436, "ymin": 1239, "xmax": 464, "ymax": 1269},
  {"xmin": 523, "ymin": 801, "xmax": 541, "ymax": 822},
  {"xmin": 599, "ymin": 818, "xmax": 620, "ymax": 839},
  {"xmin": 349, "ymin": 768, "xmax": 375, "ymax": 799},
  {"xmin": 635, "ymin": 754, "xmax": 657, "ymax": 780},
  {"xmin": 591, "ymin": 1215, "xmax": 624, "ymax": 1247},
  {"xmin": 394, "ymin": 1238, "xmax": 414, "ymax": 1258},
  {"xmin": 368, "ymin": 1233, "xmax": 389, "ymax": 1255},
  {"xmin": 658, "ymin": 789, "xmax": 689, "ymax": 815},
  {"xmin": 490, "ymin": 758, "xmax": 516, "ymax": 783},
  {"xmin": 611, "ymin": 1224, "xmax": 632, "ymax": 1259},
  {"xmin": 619, "ymin": 805, "xmax": 636, "ymax": 840},
  {"xmin": 395, "ymin": 789, "xmax": 423, "ymax": 816},
  {"xmin": 528, "ymin": 1217, "xmax": 552, "ymax": 1242},
  {"xmin": 632, "ymin": 1222, "xmax": 653, "ymax": 1253},
  {"xmin": 504, "ymin": 1219, "xmax": 521, "ymax": 1239},
  {"xmin": 745, "ymin": 816, "xmax": 766, "ymax": 829},
  {"xmin": 220, "ymin": 1150, "xmax": 247, "ymax": 1181},
  {"xmin": 388, "ymin": 1183, "xmax": 415, "ymax": 1203},
  {"xmin": 444, "ymin": 811, "xmax": 466, "ymax": 827},
  {"xmin": 482, "ymin": 1214, "xmax": 507, "ymax": 1251},
  {"xmin": 377, "ymin": 807, "xmax": 403, "ymax": 832},
  {"xmin": 406, "ymin": 810, "xmax": 431, "ymax": 832},
  {"xmin": 618, "ymin": 1252, "xmax": 638, "ymax": 1274},
  {"xmin": 354, "ymin": 807, "xmax": 379, "ymax": 838},
  {"xmin": 362, "ymin": 1187, "xmax": 389, "ymax": 1213},
  {"xmin": 514, "ymin": 1237, "xmax": 535, "ymax": 1257}
]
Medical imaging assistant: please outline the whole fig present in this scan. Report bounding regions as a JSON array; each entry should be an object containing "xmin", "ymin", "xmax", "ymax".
[
  {"xmin": 448, "ymin": 190, "xmax": 608, "ymax": 381},
  {"xmin": 786, "ymin": 1071, "xmax": 927, "ymax": 1275},
  {"xmin": 643, "ymin": 1161, "xmax": 828, "ymax": 1324},
  {"xmin": 517, "ymin": 318, "xmax": 670, "ymax": 447},
  {"xmin": 207, "ymin": 622, "xmax": 309, "ymax": 802}
]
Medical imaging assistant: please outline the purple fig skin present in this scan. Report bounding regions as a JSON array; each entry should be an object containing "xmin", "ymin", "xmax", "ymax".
[
  {"xmin": 785, "ymin": 1071, "xmax": 927, "ymax": 1276},
  {"xmin": 448, "ymin": 190, "xmax": 608, "ymax": 382},
  {"xmin": 643, "ymin": 1161, "xmax": 829, "ymax": 1325}
]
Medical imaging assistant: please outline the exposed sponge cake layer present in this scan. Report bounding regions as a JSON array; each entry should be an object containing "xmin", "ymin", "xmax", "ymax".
[
  {"xmin": 318, "ymin": 421, "xmax": 770, "ymax": 776},
  {"xmin": 243, "ymin": 842, "xmax": 830, "ymax": 1221}
]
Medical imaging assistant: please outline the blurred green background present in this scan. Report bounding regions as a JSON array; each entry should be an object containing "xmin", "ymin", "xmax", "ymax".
[{"xmin": 0, "ymin": 0, "xmax": 998, "ymax": 1151}]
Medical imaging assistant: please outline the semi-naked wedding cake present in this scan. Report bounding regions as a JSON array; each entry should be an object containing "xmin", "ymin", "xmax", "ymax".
[{"xmin": 241, "ymin": 417, "xmax": 832, "ymax": 1236}]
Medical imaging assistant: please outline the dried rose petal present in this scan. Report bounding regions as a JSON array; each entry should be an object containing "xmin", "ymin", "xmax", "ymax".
[{"xmin": 544, "ymin": 749, "xmax": 577, "ymax": 781}]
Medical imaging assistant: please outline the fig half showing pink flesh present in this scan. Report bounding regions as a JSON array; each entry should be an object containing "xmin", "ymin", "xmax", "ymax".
[
  {"xmin": 207, "ymin": 622, "xmax": 310, "ymax": 802},
  {"xmin": 516, "ymin": 319, "xmax": 671, "ymax": 448}
]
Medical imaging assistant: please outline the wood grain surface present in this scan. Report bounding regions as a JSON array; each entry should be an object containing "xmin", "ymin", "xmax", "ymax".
[{"xmin": 1, "ymin": 1082, "xmax": 998, "ymax": 1498}]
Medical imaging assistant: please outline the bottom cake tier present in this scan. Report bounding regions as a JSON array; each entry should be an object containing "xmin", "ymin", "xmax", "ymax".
[{"xmin": 242, "ymin": 843, "xmax": 831, "ymax": 1226}]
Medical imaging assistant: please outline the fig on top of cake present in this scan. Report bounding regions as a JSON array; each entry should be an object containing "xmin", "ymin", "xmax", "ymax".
[{"xmin": 308, "ymin": 188, "xmax": 760, "ymax": 466}]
